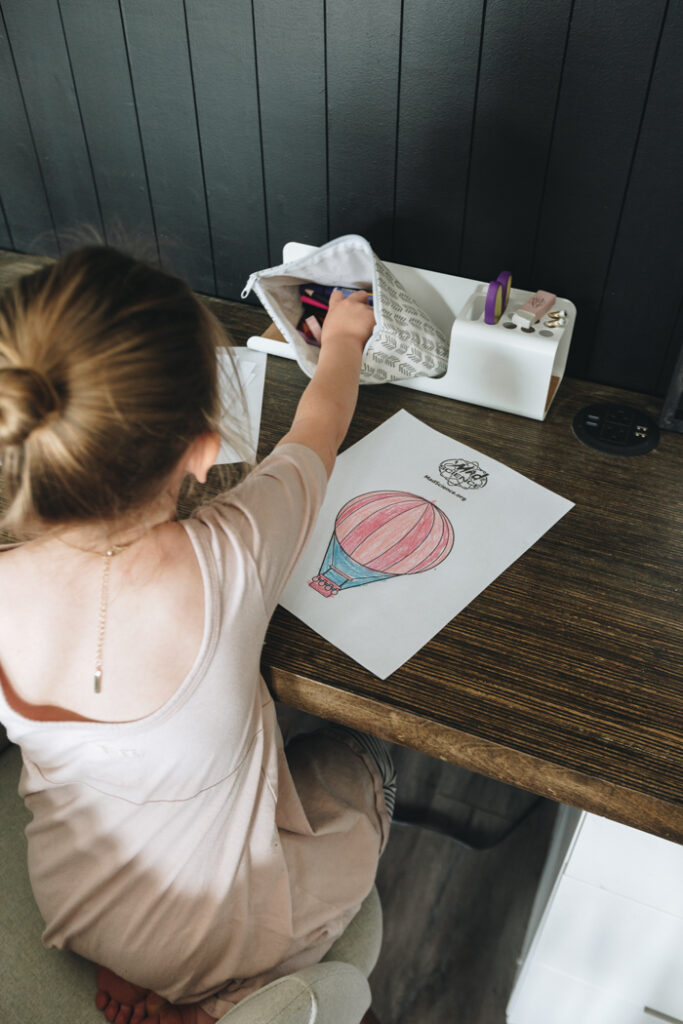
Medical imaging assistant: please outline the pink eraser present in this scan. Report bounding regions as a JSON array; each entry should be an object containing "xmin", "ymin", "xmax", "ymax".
[
  {"xmin": 304, "ymin": 315, "xmax": 322, "ymax": 344},
  {"xmin": 512, "ymin": 290, "xmax": 556, "ymax": 326}
]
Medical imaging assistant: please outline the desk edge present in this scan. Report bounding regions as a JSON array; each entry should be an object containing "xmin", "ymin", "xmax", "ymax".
[{"xmin": 265, "ymin": 667, "xmax": 683, "ymax": 844}]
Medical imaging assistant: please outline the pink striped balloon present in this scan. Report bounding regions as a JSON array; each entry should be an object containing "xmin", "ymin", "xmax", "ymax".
[{"xmin": 334, "ymin": 490, "xmax": 454, "ymax": 575}]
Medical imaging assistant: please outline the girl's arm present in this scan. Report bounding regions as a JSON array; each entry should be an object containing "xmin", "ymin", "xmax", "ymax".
[{"xmin": 277, "ymin": 289, "xmax": 375, "ymax": 477}]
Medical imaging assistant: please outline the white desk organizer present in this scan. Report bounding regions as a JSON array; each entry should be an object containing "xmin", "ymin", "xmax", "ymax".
[{"xmin": 247, "ymin": 241, "xmax": 576, "ymax": 421}]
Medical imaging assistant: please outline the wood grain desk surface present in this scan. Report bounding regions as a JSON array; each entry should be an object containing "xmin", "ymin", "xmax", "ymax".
[
  {"xmin": 0, "ymin": 254, "xmax": 680, "ymax": 842},
  {"xmin": 212, "ymin": 299, "xmax": 682, "ymax": 844}
]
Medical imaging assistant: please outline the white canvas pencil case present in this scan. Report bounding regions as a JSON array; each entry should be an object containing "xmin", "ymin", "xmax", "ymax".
[{"xmin": 241, "ymin": 234, "xmax": 448, "ymax": 385}]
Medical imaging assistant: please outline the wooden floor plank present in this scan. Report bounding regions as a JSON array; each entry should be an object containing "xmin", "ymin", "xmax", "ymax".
[{"xmin": 374, "ymin": 800, "xmax": 556, "ymax": 1023}]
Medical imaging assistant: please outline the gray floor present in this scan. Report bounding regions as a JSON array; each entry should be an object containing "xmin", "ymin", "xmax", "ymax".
[
  {"xmin": 278, "ymin": 708, "xmax": 557, "ymax": 1024},
  {"xmin": 373, "ymin": 774, "xmax": 556, "ymax": 1023}
]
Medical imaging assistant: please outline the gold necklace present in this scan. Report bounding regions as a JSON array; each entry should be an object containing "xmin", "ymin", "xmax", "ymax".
[{"xmin": 57, "ymin": 534, "xmax": 145, "ymax": 693}]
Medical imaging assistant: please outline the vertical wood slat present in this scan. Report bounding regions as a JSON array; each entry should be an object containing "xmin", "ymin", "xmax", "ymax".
[
  {"xmin": 185, "ymin": 0, "xmax": 268, "ymax": 299},
  {"xmin": 1, "ymin": 0, "xmax": 103, "ymax": 245},
  {"xmin": 326, "ymin": 0, "xmax": 403, "ymax": 258},
  {"xmin": 0, "ymin": 2, "xmax": 69, "ymax": 255},
  {"xmin": 393, "ymin": 0, "xmax": 484, "ymax": 275},
  {"xmin": 119, "ymin": 0, "xmax": 215, "ymax": 294},
  {"xmin": 0, "ymin": 194, "xmax": 12, "ymax": 250},
  {"xmin": 56, "ymin": 0, "xmax": 156, "ymax": 258},
  {"xmin": 589, "ymin": 0, "xmax": 683, "ymax": 395},
  {"xmin": 460, "ymin": 0, "xmax": 574, "ymax": 287},
  {"xmin": 659, "ymin": 304, "xmax": 683, "ymax": 400},
  {"xmin": 252, "ymin": 0, "xmax": 327, "ymax": 264},
  {"xmin": 532, "ymin": 0, "xmax": 669, "ymax": 381}
]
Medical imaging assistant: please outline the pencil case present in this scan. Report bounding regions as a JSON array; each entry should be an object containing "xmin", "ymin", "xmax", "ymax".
[{"xmin": 241, "ymin": 234, "xmax": 448, "ymax": 385}]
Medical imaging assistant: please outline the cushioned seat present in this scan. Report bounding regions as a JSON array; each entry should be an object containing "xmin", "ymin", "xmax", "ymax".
[{"xmin": 0, "ymin": 734, "xmax": 382, "ymax": 1024}]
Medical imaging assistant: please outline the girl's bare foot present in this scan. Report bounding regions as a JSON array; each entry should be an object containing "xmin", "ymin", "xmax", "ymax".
[
  {"xmin": 95, "ymin": 965, "xmax": 154, "ymax": 1024},
  {"xmin": 95, "ymin": 966, "xmax": 215, "ymax": 1024},
  {"xmin": 129, "ymin": 999, "xmax": 215, "ymax": 1024}
]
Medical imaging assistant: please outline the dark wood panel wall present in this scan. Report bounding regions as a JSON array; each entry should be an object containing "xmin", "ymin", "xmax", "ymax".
[{"xmin": 0, "ymin": 0, "xmax": 681, "ymax": 395}]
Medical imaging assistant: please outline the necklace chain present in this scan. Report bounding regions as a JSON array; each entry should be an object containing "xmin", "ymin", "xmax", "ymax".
[
  {"xmin": 94, "ymin": 548, "xmax": 118, "ymax": 694},
  {"xmin": 57, "ymin": 536, "xmax": 141, "ymax": 557},
  {"xmin": 56, "ymin": 535, "xmax": 145, "ymax": 694}
]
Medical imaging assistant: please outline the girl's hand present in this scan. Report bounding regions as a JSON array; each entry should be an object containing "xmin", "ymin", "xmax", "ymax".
[
  {"xmin": 320, "ymin": 288, "xmax": 375, "ymax": 353},
  {"xmin": 278, "ymin": 289, "xmax": 374, "ymax": 475}
]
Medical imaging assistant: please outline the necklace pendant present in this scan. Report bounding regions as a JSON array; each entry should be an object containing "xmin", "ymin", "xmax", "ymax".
[{"xmin": 94, "ymin": 668, "xmax": 102, "ymax": 694}]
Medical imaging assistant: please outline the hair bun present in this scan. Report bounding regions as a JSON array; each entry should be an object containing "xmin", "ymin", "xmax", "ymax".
[{"xmin": 0, "ymin": 366, "xmax": 61, "ymax": 446}]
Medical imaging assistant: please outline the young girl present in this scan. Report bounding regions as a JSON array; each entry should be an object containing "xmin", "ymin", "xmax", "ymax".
[{"xmin": 0, "ymin": 248, "xmax": 393, "ymax": 1024}]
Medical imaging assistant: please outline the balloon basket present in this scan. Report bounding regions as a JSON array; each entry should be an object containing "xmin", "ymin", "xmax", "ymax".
[{"xmin": 309, "ymin": 574, "xmax": 341, "ymax": 597}]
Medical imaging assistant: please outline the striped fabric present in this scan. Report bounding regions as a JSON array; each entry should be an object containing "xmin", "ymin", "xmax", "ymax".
[{"xmin": 328, "ymin": 726, "xmax": 397, "ymax": 818}]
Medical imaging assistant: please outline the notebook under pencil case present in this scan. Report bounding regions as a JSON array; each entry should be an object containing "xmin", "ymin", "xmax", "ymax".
[{"xmin": 241, "ymin": 234, "xmax": 448, "ymax": 385}]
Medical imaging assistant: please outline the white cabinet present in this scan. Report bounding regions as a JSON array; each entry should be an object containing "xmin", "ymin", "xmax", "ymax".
[
  {"xmin": 565, "ymin": 814, "xmax": 683, "ymax": 917},
  {"xmin": 507, "ymin": 808, "xmax": 683, "ymax": 1024}
]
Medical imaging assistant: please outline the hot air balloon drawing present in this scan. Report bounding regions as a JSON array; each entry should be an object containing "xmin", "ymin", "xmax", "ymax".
[{"xmin": 309, "ymin": 490, "xmax": 454, "ymax": 598}]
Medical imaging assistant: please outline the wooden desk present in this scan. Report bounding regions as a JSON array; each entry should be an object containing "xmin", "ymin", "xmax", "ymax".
[{"xmin": 215, "ymin": 299, "xmax": 683, "ymax": 844}]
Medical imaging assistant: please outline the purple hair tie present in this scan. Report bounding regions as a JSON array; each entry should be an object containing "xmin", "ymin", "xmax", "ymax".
[{"xmin": 484, "ymin": 270, "xmax": 512, "ymax": 324}]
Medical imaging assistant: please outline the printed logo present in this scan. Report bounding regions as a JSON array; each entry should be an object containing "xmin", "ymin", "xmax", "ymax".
[{"xmin": 438, "ymin": 458, "xmax": 489, "ymax": 490}]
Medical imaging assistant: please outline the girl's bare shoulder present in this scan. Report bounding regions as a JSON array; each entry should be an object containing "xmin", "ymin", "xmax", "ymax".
[{"xmin": 0, "ymin": 540, "xmax": 51, "ymax": 633}]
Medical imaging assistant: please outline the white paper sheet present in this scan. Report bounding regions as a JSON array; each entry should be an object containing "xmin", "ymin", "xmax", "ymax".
[
  {"xmin": 279, "ymin": 410, "xmax": 574, "ymax": 679},
  {"xmin": 216, "ymin": 348, "xmax": 267, "ymax": 464}
]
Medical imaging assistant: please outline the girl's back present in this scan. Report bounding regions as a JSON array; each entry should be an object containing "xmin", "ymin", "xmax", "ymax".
[{"xmin": 0, "ymin": 522, "xmax": 204, "ymax": 722}]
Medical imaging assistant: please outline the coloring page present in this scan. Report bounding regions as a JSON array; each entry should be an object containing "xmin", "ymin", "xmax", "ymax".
[
  {"xmin": 216, "ymin": 348, "xmax": 267, "ymax": 464},
  {"xmin": 279, "ymin": 409, "xmax": 574, "ymax": 678}
]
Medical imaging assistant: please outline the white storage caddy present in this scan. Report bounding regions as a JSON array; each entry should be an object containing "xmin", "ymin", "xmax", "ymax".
[{"xmin": 246, "ymin": 241, "xmax": 576, "ymax": 421}]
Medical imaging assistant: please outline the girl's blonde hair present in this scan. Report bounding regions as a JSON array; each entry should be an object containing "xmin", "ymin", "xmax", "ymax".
[{"xmin": 0, "ymin": 246, "xmax": 246, "ymax": 537}]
